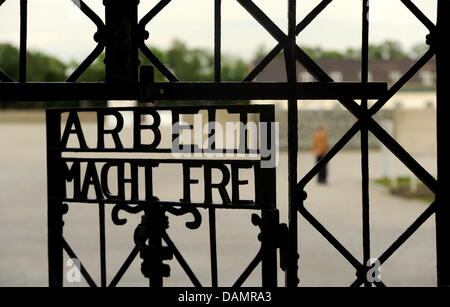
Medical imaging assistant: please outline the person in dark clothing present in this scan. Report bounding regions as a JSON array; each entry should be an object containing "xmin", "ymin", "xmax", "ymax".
[{"xmin": 312, "ymin": 125, "xmax": 329, "ymax": 184}]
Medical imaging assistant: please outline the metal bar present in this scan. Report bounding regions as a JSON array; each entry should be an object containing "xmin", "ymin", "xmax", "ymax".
[
  {"xmin": 0, "ymin": 81, "xmax": 387, "ymax": 101},
  {"xmin": 297, "ymin": 205, "xmax": 364, "ymax": 271},
  {"xmin": 62, "ymin": 238, "xmax": 98, "ymax": 287},
  {"xmin": 139, "ymin": 0, "xmax": 172, "ymax": 27},
  {"xmin": 401, "ymin": 0, "xmax": 436, "ymax": 32},
  {"xmin": 66, "ymin": 44, "xmax": 105, "ymax": 82},
  {"xmin": 46, "ymin": 110, "xmax": 64, "ymax": 287},
  {"xmin": 361, "ymin": 0, "xmax": 371, "ymax": 288},
  {"xmin": 146, "ymin": 207, "xmax": 164, "ymax": 287},
  {"xmin": 162, "ymin": 232, "xmax": 203, "ymax": 287},
  {"xmin": 435, "ymin": 0, "xmax": 450, "ymax": 287},
  {"xmin": 0, "ymin": 82, "xmax": 140, "ymax": 101},
  {"xmin": 298, "ymin": 122, "xmax": 361, "ymax": 188},
  {"xmin": 19, "ymin": 0, "xmax": 27, "ymax": 82},
  {"xmin": 139, "ymin": 44, "xmax": 179, "ymax": 82},
  {"xmin": 0, "ymin": 70, "xmax": 14, "ymax": 82},
  {"xmin": 99, "ymin": 202, "xmax": 107, "ymax": 287},
  {"xmin": 244, "ymin": 0, "xmax": 333, "ymax": 82},
  {"xmin": 245, "ymin": 46, "xmax": 284, "ymax": 82},
  {"xmin": 369, "ymin": 49, "xmax": 435, "ymax": 116},
  {"xmin": 237, "ymin": 0, "xmax": 286, "ymax": 43},
  {"xmin": 57, "ymin": 199, "xmax": 266, "ymax": 210},
  {"xmin": 214, "ymin": 0, "xmax": 222, "ymax": 82},
  {"xmin": 259, "ymin": 109, "xmax": 278, "ymax": 287},
  {"xmin": 209, "ymin": 2, "xmax": 221, "ymax": 286},
  {"xmin": 76, "ymin": 0, "xmax": 105, "ymax": 29},
  {"xmin": 351, "ymin": 202, "xmax": 437, "ymax": 287},
  {"xmin": 285, "ymin": 0, "xmax": 298, "ymax": 288},
  {"xmin": 295, "ymin": 0, "xmax": 332, "ymax": 35},
  {"xmin": 149, "ymin": 82, "xmax": 386, "ymax": 101},
  {"xmin": 368, "ymin": 120, "xmax": 437, "ymax": 193},
  {"xmin": 378, "ymin": 202, "xmax": 437, "ymax": 266},
  {"xmin": 236, "ymin": 0, "xmax": 368, "ymax": 123},
  {"xmin": 232, "ymin": 250, "xmax": 263, "ymax": 287},
  {"xmin": 104, "ymin": 0, "xmax": 139, "ymax": 83},
  {"xmin": 108, "ymin": 246, "xmax": 140, "ymax": 287},
  {"xmin": 208, "ymin": 209, "xmax": 218, "ymax": 287}
]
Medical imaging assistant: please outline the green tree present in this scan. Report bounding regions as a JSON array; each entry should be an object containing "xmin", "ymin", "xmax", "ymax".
[
  {"xmin": 27, "ymin": 50, "xmax": 67, "ymax": 81},
  {"xmin": 0, "ymin": 43, "xmax": 20, "ymax": 79},
  {"xmin": 368, "ymin": 40, "xmax": 410, "ymax": 60},
  {"xmin": 0, "ymin": 43, "xmax": 67, "ymax": 81}
]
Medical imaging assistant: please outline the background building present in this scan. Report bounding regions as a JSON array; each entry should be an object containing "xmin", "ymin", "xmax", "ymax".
[{"xmin": 251, "ymin": 57, "xmax": 437, "ymax": 153}]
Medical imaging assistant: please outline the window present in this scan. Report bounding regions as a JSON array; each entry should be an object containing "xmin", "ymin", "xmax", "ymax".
[
  {"xmin": 388, "ymin": 71, "xmax": 402, "ymax": 84},
  {"xmin": 420, "ymin": 71, "xmax": 435, "ymax": 87}
]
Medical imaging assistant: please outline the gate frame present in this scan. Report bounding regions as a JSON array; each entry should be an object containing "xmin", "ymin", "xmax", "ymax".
[{"xmin": 1, "ymin": 0, "xmax": 447, "ymax": 287}]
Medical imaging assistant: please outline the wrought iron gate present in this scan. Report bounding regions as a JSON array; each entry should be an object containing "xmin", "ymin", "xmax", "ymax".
[{"xmin": 1, "ymin": 0, "xmax": 449, "ymax": 287}]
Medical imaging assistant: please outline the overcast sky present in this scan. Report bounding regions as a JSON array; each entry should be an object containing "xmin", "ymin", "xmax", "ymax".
[{"xmin": 0, "ymin": 0, "xmax": 437, "ymax": 62}]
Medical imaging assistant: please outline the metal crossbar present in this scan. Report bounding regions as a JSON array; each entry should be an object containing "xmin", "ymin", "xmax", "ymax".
[{"xmin": 0, "ymin": 0, "xmax": 448, "ymax": 287}]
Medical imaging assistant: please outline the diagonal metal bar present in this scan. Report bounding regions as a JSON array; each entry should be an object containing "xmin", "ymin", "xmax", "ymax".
[
  {"xmin": 369, "ymin": 48, "xmax": 436, "ymax": 115},
  {"xmin": 298, "ymin": 121, "xmax": 361, "ymax": 189},
  {"xmin": 237, "ymin": 0, "xmax": 365, "ymax": 118},
  {"xmin": 66, "ymin": 43, "xmax": 105, "ymax": 82},
  {"xmin": 140, "ymin": 43, "xmax": 179, "ymax": 82},
  {"xmin": 368, "ymin": 119, "xmax": 437, "ymax": 193},
  {"xmin": 237, "ymin": 0, "xmax": 287, "ymax": 44},
  {"xmin": 71, "ymin": 0, "xmax": 104, "ymax": 29},
  {"xmin": 0, "ymin": 70, "xmax": 14, "ymax": 82},
  {"xmin": 401, "ymin": 0, "xmax": 436, "ymax": 33},
  {"xmin": 351, "ymin": 202, "xmax": 437, "ymax": 287},
  {"xmin": 244, "ymin": 0, "xmax": 333, "ymax": 81},
  {"xmin": 295, "ymin": 0, "xmax": 333, "ymax": 35},
  {"xmin": 108, "ymin": 246, "xmax": 140, "ymax": 287},
  {"xmin": 62, "ymin": 238, "xmax": 98, "ymax": 287},
  {"xmin": 297, "ymin": 204, "xmax": 364, "ymax": 271},
  {"xmin": 162, "ymin": 232, "xmax": 203, "ymax": 287},
  {"xmin": 65, "ymin": 0, "xmax": 105, "ymax": 82},
  {"xmin": 378, "ymin": 202, "xmax": 437, "ymax": 265},
  {"xmin": 233, "ymin": 250, "xmax": 263, "ymax": 287},
  {"xmin": 245, "ymin": 46, "xmax": 284, "ymax": 82},
  {"xmin": 139, "ymin": 0, "xmax": 172, "ymax": 27}
]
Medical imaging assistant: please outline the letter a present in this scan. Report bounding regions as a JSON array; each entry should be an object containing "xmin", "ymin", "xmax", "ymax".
[{"xmin": 61, "ymin": 112, "xmax": 88, "ymax": 149}]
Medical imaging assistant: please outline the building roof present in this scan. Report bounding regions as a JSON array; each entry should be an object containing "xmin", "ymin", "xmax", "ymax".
[{"xmin": 253, "ymin": 57, "xmax": 436, "ymax": 90}]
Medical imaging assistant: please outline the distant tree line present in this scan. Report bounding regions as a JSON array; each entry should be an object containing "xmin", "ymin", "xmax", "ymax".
[
  {"xmin": 1, "ymin": 39, "xmax": 427, "ymax": 109},
  {"xmin": 256, "ymin": 40, "xmax": 428, "ymax": 61}
]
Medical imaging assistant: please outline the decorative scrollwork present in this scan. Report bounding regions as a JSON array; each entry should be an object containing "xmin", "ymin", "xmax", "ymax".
[
  {"xmin": 251, "ymin": 213, "xmax": 263, "ymax": 242},
  {"xmin": 164, "ymin": 206, "xmax": 202, "ymax": 230},
  {"xmin": 111, "ymin": 198, "xmax": 202, "ymax": 231},
  {"xmin": 111, "ymin": 202, "xmax": 145, "ymax": 226}
]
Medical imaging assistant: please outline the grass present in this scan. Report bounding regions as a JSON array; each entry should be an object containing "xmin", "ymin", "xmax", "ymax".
[{"xmin": 375, "ymin": 176, "xmax": 435, "ymax": 203}]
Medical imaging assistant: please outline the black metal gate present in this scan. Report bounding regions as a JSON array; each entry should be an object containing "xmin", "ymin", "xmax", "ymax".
[{"xmin": 1, "ymin": 0, "xmax": 449, "ymax": 287}]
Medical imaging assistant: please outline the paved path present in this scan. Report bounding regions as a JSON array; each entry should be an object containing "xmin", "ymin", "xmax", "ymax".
[{"xmin": 0, "ymin": 123, "xmax": 438, "ymax": 287}]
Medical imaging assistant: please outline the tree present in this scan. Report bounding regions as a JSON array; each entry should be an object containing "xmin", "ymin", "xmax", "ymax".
[
  {"xmin": 0, "ymin": 43, "xmax": 67, "ymax": 81},
  {"xmin": 368, "ymin": 40, "xmax": 409, "ymax": 60},
  {"xmin": 0, "ymin": 43, "xmax": 20, "ymax": 79}
]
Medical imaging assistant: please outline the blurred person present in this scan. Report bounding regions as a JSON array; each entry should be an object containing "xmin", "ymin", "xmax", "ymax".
[{"xmin": 312, "ymin": 125, "xmax": 329, "ymax": 184}]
